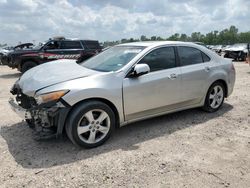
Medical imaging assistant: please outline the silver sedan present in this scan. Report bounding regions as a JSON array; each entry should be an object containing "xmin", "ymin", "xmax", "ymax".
[{"xmin": 9, "ymin": 41, "xmax": 236, "ymax": 148}]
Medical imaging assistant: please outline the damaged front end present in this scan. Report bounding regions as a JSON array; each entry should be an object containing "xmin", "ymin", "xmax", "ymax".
[
  {"xmin": 223, "ymin": 43, "xmax": 248, "ymax": 61},
  {"xmin": 9, "ymin": 83, "xmax": 70, "ymax": 140}
]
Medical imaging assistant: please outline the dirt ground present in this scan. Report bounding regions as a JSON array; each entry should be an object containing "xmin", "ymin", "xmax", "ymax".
[{"xmin": 0, "ymin": 63, "xmax": 249, "ymax": 188}]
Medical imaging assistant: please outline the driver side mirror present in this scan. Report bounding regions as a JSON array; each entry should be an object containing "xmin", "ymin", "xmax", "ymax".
[{"xmin": 130, "ymin": 64, "xmax": 150, "ymax": 77}]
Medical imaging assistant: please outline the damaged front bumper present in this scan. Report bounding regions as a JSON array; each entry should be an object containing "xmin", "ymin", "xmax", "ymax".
[
  {"xmin": 9, "ymin": 97, "xmax": 31, "ymax": 119},
  {"xmin": 9, "ymin": 96, "xmax": 71, "ymax": 140}
]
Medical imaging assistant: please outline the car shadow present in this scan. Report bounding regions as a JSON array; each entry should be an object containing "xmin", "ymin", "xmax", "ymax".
[
  {"xmin": 0, "ymin": 72, "xmax": 21, "ymax": 79},
  {"xmin": 1, "ymin": 103, "xmax": 233, "ymax": 169}
]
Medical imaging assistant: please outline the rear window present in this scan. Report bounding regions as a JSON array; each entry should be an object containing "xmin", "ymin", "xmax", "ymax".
[{"xmin": 178, "ymin": 46, "xmax": 204, "ymax": 66}]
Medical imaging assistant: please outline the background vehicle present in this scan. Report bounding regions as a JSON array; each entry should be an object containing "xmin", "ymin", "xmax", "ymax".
[
  {"xmin": 0, "ymin": 48, "xmax": 10, "ymax": 65},
  {"xmin": 9, "ymin": 41, "xmax": 235, "ymax": 148},
  {"xmin": 224, "ymin": 43, "xmax": 248, "ymax": 61},
  {"xmin": 1, "ymin": 37, "xmax": 102, "ymax": 72},
  {"xmin": 13, "ymin": 43, "xmax": 34, "ymax": 50}
]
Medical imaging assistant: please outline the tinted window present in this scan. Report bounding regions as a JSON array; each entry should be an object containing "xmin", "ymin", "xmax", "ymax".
[
  {"xmin": 201, "ymin": 52, "xmax": 211, "ymax": 62},
  {"xmin": 178, "ymin": 47, "xmax": 203, "ymax": 66},
  {"xmin": 44, "ymin": 41, "xmax": 59, "ymax": 50},
  {"xmin": 60, "ymin": 41, "xmax": 82, "ymax": 49},
  {"xmin": 83, "ymin": 41, "xmax": 100, "ymax": 49},
  {"xmin": 139, "ymin": 47, "xmax": 176, "ymax": 72}
]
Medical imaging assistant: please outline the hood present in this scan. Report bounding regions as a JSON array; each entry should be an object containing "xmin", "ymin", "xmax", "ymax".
[
  {"xmin": 12, "ymin": 48, "xmax": 39, "ymax": 54},
  {"xmin": 225, "ymin": 45, "xmax": 247, "ymax": 52},
  {"xmin": 18, "ymin": 59, "xmax": 99, "ymax": 96}
]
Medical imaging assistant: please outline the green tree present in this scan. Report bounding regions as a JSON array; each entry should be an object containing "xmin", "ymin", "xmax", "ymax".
[
  {"xmin": 151, "ymin": 36, "xmax": 157, "ymax": 41},
  {"xmin": 140, "ymin": 35, "xmax": 148, "ymax": 41},
  {"xmin": 167, "ymin": 33, "xmax": 180, "ymax": 41}
]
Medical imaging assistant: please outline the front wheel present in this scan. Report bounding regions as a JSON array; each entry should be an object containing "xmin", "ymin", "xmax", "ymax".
[
  {"xmin": 203, "ymin": 82, "xmax": 225, "ymax": 112},
  {"xmin": 65, "ymin": 101, "xmax": 115, "ymax": 148}
]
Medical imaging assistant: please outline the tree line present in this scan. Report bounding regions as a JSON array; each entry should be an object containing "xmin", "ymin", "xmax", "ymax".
[
  {"xmin": 102, "ymin": 25, "xmax": 250, "ymax": 47},
  {"xmin": 1, "ymin": 25, "xmax": 249, "ymax": 48}
]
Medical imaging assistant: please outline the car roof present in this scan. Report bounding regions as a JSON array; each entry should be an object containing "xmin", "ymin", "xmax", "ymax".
[
  {"xmin": 117, "ymin": 40, "xmax": 222, "ymax": 65},
  {"xmin": 117, "ymin": 41, "xmax": 200, "ymax": 48},
  {"xmin": 52, "ymin": 39, "xmax": 98, "ymax": 42}
]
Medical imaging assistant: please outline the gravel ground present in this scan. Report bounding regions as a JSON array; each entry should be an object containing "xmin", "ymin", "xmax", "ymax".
[{"xmin": 0, "ymin": 62, "xmax": 249, "ymax": 188}]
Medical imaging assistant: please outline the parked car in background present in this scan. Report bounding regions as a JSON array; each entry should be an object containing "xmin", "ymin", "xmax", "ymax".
[
  {"xmin": 1, "ymin": 37, "xmax": 102, "ymax": 72},
  {"xmin": 9, "ymin": 41, "xmax": 235, "ymax": 148},
  {"xmin": 211, "ymin": 45, "xmax": 223, "ymax": 55},
  {"xmin": 0, "ymin": 48, "xmax": 10, "ymax": 65},
  {"xmin": 13, "ymin": 43, "xmax": 34, "ymax": 50},
  {"xmin": 224, "ymin": 43, "xmax": 248, "ymax": 61}
]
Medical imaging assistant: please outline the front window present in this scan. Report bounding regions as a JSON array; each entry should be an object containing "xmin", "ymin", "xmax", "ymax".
[
  {"xmin": 81, "ymin": 46, "xmax": 145, "ymax": 72},
  {"xmin": 138, "ymin": 47, "xmax": 176, "ymax": 72},
  {"xmin": 33, "ymin": 41, "xmax": 47, "ymax": 50},
  {"xmin": 44, "ymin": 41, "xmax": 59, "ymax": 50}
]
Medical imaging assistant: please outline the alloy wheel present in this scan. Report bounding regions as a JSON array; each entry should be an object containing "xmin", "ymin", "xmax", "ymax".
[
  {"xmin": 209, "ymin": 85, "xmax": 224, "ymax": 109},
  {"xmin": 77, "ymin": 109, "xmax": 111, "ymax": 144}
]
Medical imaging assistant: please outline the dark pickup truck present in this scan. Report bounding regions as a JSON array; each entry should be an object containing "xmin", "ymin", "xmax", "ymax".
[{"xmin": 1, "ymin": 38, "xmax": 102, "ymax": 72}]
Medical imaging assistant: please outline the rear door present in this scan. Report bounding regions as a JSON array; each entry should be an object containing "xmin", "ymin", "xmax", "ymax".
[
  {"xmin": 59, "ymin": 41, "xmax": 83, "ymax": 60},
  {"xmin": 123, "ymin": 46, "xmax": 182, "ymax": 121},
  {"xmin": 177, "ymin": 46, "xmax": 212, "ymax": 104}
]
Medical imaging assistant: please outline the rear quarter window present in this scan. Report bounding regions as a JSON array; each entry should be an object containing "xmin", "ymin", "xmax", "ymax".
[{"xmin": 201, "ymin": 52, "xmax": 211, "ymax": 62}]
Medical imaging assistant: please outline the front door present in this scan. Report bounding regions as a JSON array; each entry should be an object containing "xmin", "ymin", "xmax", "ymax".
[{"xmin": 123, "ymin": 46, "xmax": 182, "ymax": 121}]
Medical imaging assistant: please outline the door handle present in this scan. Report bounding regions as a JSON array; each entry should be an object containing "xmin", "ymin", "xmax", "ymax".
[
  {"xmin": 205, "ymin": 66, "xmax": 211, "ymax": 72},
  {"xmin": 168, "ymin": 73, "xmax": 177, "ymax": 80}
]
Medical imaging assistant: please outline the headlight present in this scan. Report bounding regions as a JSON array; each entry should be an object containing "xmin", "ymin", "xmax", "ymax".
[{"xmin": 35, "ymin": 90, "xmax": 69, "ymax": 105}]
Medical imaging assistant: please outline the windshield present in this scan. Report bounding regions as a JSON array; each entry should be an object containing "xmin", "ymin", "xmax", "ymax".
[{"xmin": 81, "ymin": 46, "xmax": 145, "ymax": 72}]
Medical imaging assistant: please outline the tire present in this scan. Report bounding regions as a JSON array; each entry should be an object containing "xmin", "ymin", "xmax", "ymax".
[
  {"xmin": 65, "ymin": 101, "xmax": 115, "ymax": 148},
  {"xmin": 240, "ymin": 53, "xmax": 247, "ymax": 61},
  {"xmin": 203, "ymin": 82, "xmax": 225, "ymax": 112},
  {"xmin": 21, "ymin": 61, "xmax": 37, "ymax": 73}
]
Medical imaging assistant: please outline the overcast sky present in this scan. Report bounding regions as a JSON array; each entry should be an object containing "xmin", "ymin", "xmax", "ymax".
[{"xmin": 0, "ymin": 0, "xmax": 249, "ymax": 45}]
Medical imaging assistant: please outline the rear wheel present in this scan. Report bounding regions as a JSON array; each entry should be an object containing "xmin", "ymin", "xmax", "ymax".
[
  {"xmin": 65, "ymin": 101, "xmax": 115, "ymax": 148},
  {"xmin": 21, "ymin": 61, "xmax": 37, "ymax": 73},
  {"xmin": 203, "ymin": 82, "xmax": 225, "ymax": 112},
  {"xmin": 239, "ymin": 53, "xmax": 247, "ymax": 61}
]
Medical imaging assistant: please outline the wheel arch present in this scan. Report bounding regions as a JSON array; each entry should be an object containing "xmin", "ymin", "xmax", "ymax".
[
  {"xmin": 65, "ymin": 97, "xmax": 120, "ymax": 129},
  {"xmin": 20, "ymin": 58, "xmax": 38, "ymax": 67},
  {"xmin": 209, "ymin": 79, "xmax": 228, "ymax": 97}
]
